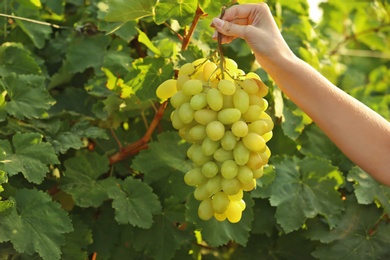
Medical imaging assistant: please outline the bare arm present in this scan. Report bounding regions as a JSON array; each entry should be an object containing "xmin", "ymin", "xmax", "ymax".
[{"xmin": 212, "ymin": 3, "xmax": 390, "ymax": 186}]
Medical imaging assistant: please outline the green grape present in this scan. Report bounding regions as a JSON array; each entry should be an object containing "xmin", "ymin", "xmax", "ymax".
[
  {"xmin": 220, "ymin": 131, "xmax": 237, "ymax": 151},
  {"xmin": 194, "ymin": 109, "xmax": 218, "ymax": 125},
  {"xmin": 206, "ymin": 121, "xmax": 225, "ymax": 141},
  {"xmin": 231, "ymin": 121, "xmax": 248, "ymax": 138},
  {"xmin": 156, "ymin": 79, "xmax": 177, "ymax": 100},
  {"xmin": 170, "ymin": 91, "xmax": 191, "ymax": 109},
  {"xmin": 194, "ymin": 183, "xmax": 211, "ymax": 201},
  {"xmin": 203, "ymin": 61, "xmax": 217, "ymax": 81},
  {"xmin": 177, "ymin": 103, "xmax": 194, "ymax": 124},
  {"xmin": 241, "ymin": 179, "xmax": 256, "ymax": 191},
  {"xmin": 252, "ymin": 167, "xmax": 264, "ymax": 179},
  {"xmin": 246, "ymin": 71, "xmax": 260, "ymax": 80},
  {"xmin": 212, "ymin": 191, "xmax": 230, "ymax": 214},
  {"xmin": 218, "ymin": 79, "xmax": 236, "ymax": 95},
  {"xmin": 228, "ymin": 189, "xmax": 243, "ymax": 201},
  {"xmin": 177, "ymin": 75, "xmax": 191, "ymax": 90},
  {"xmin": 225, "ymin": 58, "xmax": 238, "ymax": 71},
  {"xmin": 201, "ymin": 137, "xmax": 220, "ymax": 156},
  {"xmin": 202, "ymin": 161, "xmax": 219, "ymax": 178},
  {"xmin": 214, "ymin": 212, "xmax": 227, "ymax": 221},
  {"xmin": 179, "ymin": 126, "xmax": 194, "ymax": 143},
  {"xmin": 221, "ymin": 160, "xmax": 238, "ymax": 179},
  {"xmin": 233, "ymin": 141, "xmax": 250, "ymax": 165},
  {"xmin": 217, "ymin": 108, "xmax": 241, "ymax": 125},
  {"xmin": 248, "ymin": 119, "xmax": 269, "ymax": 136},
  {"xmin": 242, "ymin": 133, "xmax": 266, "ymax": 152},
  {"xmin": 237, "ymin": 199, "xmax": 246, "ymax": 211},
  {"xmin": 179, "ymin": 62, "xmax": 196, "ymax": 76},
  {"xmin": 240, "ymin": 78, "xmax": 258, "ymax": 95},
  {"xmin": 190, "ymin": 93, "xmax": 207, "ymax": 110},
  {"xmin": 213, "ymin": 148, "xmax": 233, "ymax": 162},
  {"xmin": 242, "ymin": 105, "xmax": 262, "ymax": 122},
  {"xmin": 182, "ymin": 79, "xmax": 203, "ymax": 96},
  {"xmin": 184, "ymin": 167, "xmax": 207, "ymax": 186},
  {"xmin": 171, "ymin": 111, "xmax": 185, "ymax": 130},
  {"xmin": 206, "ymin": 174, "xmax": 222, "ymax": 195},
  {"xmin": 226, "ymin": 201, "xmax": 242, "ymax": 223},
  {"xmin": 233, "ymin": 89, "xmax": 249, "ymax": 113},
  {"xmin": 221, "ymin": 177, "xmax": 241, "ymax": 195},
  {"xmin": 198, "ymin": 198, "xmax": 214, "ymax": 220},
  {"xmin": 246, "ymin": 152, "xmax": 263, "ymax": 170},
  {"xmin": 262, "ymin": 131, "xmax": 273, "ymax": 142},
  {"xmin": 259, "ymin": 150, "xmax": 270, "ymax": 165},
  {"xmin": 189, "ymin": 125, "xmax": 206, "ymax": 141},
  {"xmin": 206, "ymin": 88, "xmax": 223, "ymax": 111},
  {"xmin": 191, "ymin": 145, "xmax": 212, "ymax": 166},
  {"xmin": 237, "ymin": 165, "xmax": 253, "ymax": 184},
  {"xmin": 187, "ymin": 143, "xmax": 199, "ymax": 159},
  {"xmin": 249, "ymin": 94, "xmax": 265, "ymax": 108}
]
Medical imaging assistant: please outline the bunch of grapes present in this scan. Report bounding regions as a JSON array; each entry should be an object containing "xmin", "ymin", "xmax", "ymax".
[{"xmin": 156, "ymin": 58, "xmax": 273, "ymax": 223}]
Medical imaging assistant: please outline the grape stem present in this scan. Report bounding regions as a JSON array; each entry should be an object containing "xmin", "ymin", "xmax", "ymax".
[{"xmin": 218, "ymin": 7, "xmax": 226, "ymax": 79}]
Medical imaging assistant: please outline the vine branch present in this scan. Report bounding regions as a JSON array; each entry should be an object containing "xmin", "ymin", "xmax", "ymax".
[
  {"xmin": 181, "ymin": 5, "xmax": 205, "ymax": 50},
  {"xmin": 329, "ymin": 23, "xmax": 390, "ymax": 56}
]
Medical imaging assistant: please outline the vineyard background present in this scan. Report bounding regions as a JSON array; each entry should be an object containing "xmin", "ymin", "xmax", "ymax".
[{"xmin": 0, "ymin": 0, "xmax": 389, "ymax": 259}]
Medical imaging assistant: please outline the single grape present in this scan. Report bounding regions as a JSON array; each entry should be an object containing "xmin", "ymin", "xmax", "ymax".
[
  {"xmin": 201, "ymin": 137, "xmax": 220, "ymax": 156},
  {"xmin": 231, "ymin": 121, "xmax": 248, "ymax": 138},
  {"xmin": 189, "ymin": 124, "xmax": 206, "ymax": 141},
  {"xmin": 217, "ymin": 108, "xmax": 241, "ymax": 125},
  {"xmin": 221, "ymin": 178, "xmax": 241, "ymax": 195},
  {"xmin": 242, "ymin": 133, "xmax": 265, "ymax": 152},
  {"xmin": 182, "ymin": 79, "xmax": 203, "ymax": 96},
  {"xmin": 228, "ymin": 189, "xmax": 243, "ymax": 201},
  {"xmin": 220, "ymin": 131, "xmax": 237, "ymax": 151},
  {"xmin": 221, "ymin": 160, "xmax": 238, "ymax": 179},
  {"xmin": 170, "ymin": 91, "xmax": 191, "ymax": 108},
  {"xmin": 246, "ymin": 152, "xmax": 264, "ymax": 170},
  {"xmin": 156, "ymin": 79, "xmax": 177, "ymax": 100},
  {"xmin": 214, "ymin": 212, "xmax": 227, "ymax": 221},
  {"xmin": 218, "ymin": 79, "xmax": 236, "ymax": 95},
  {"xmin": 248, "ymin": 119, "xmax": 270, "ymax": 136},
  {"xmin": 176, "ymin": 75, "xmax": 191, "ymax": 90},
  {"xmin": 206, "ymin": 121, "xmax": 225, "ymax": 141},
  {"xmin": 252, "ymin": 167, "xmax": 264, "ymax": 179},
  {"xmin": 213, "ymin": 148, "xmax": 233, "ymax": 162},
  {"xmin": 233, "ymin": 141, "xmax": 250, "ymax": 165},
  {"xmin": 194, "ymin": 109, "xmax": 218, "ymax": 125},
  {"xmin": 225, "ymin": 201, "xmax": 242, "ymax": 223},
  {"xmin": 233, "ymin": 89, "xmax": 249, "ymax": 113},
  {"xmin": 190, "ymin": 93, "xmax": 207, "ymax": 110},
  {"xmin": 194, "ymin": 183, "xmax": 211, "ymax": 201},
  {"xmin": 198, "ymin": 198, "xmax": 214, "ymax": 220},
  {"xmin": 240, "ymin": 78, "xmax": 258, "ymax": 95},
  {"xmin": 206, "ymin": 174, "xmax": 222, "ymax": 195},
  {"xmin": 242, "ymin": 105, "xmax": 262, "ymax": 122},
  {"xmin": 202, "ymin": 161, "xmax": 219, "ymax": 178},
  {"xmin": 177, "ymin": 103, "xmax": 194, "ymax": 124},
  {"xmin": 203, "ymin": 61, "xmax": 218, "ymax": 81},
  {"xmin": 212, "ymin": 191, "xmax": 230, "ymax": 214},
  {"xmin": 179, "ymin": 63, "xmax": 195, "ymax": 76},
  {"xmin": 184, "ymin": 167, "xmax": 207, "ymax": 186},
  {"xmin": 206, "ymin": 88, "xmax": 223, "ymax": 111},
  {"xmin": 241, "ymin": 179, "xmax": 256, "ymax": 192},
  {"xmin": 237, "ymin": 165, "xmax": 253, "ymax": 184}
]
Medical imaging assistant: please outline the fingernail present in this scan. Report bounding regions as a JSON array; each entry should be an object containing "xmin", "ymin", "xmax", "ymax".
[
  {"xmin": 212, "ymin": 18, "xmax": 224, "ymax": 28},
  {"xmin": 212, "ymin": 31, "xmax": 218, "ymax": 39}
]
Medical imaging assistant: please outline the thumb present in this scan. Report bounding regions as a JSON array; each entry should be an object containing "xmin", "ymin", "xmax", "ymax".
[{"xmin": 212, "ymin": 18, "xmax": 247, "ymax": 39}]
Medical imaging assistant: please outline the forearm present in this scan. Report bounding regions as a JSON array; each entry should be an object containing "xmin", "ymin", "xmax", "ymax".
[{"xmin": 261, "ymin": 54, "xmax": 390, "ymax": 186}]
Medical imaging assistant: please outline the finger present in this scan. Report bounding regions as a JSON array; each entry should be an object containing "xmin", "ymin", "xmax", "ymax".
[
  {"xmin": 211, "ymin": 18, "xmax": 247, "ymax": 39},
  {"xmin": 220, "ymin": 3, "xmax": 267, "ymax": 22}
]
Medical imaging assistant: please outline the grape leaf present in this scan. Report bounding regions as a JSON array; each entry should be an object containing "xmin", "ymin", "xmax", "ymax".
[
  {"xmin": 61, "ymin": 216, "xmax": 92, "ymax": 260},
  {"xmin": 2, "ymin": 74, "xmax": 55, "ymax": 119},
  {"xmin": 308, "ymin": 199, "xmax": 390, "ymax": 260},
  {"xmin": 186, "ymin": 193, "xmax": 254, "ymax": 247},
  {"xmin": 0, "ymin": 170, "xmax": 13, "ymax": 212},
  {"xmin": 0, "ymin": 43, "xmax": 41, "ymax": 76},
  {"xmin": 0, "ymin": 189, "xmax": 73, "ymax": 260},
  {"xmin": 263, "ymin": 155, "xmax": 344, "ymax": 233},
  {"xmin": 104, "ymin": 0, "xmax": 155, "ymax": 22},
  {"xmin": 60, "ymin": 151, "xmax": 116, "ymax": 208},
  {"xmin": 282, "ymin": 98, "xmax": 312, "ymax": 140},
  {"xmin": 154, "ymin": 0, "xmax": 197, "ymax": 25},
  {"xmin": 347, "ymin": 167, "xmax": 390, "ymax": 215},
  {"xmin": 251, "ymin": 198, "xmax": 276, "ymax": 236},
  {"xmin": 132, "ymin": 131, "xmax": 192, "ymax": 183},
  {"xmin": 14, "ymin": 13, "xmax": 52, "ymax": 49},
  {"xmin": 198, "ymin": 0, "xmax": 232, "ymax": 17},
  {"xmin": 0, "ymin": 133, "xmax": 59, "ymax": 184},
  {"xmin": 107, "ymin": 177, "xmax": 162, "ymax": 228},
  {"xmin": 133, "ymin": 198, "xmax": 192, "ymax": 260},
  {"xmin": 64, "ymin": 35, "xmax": 110, "ymax": 73},
  {"xmin": 125, "ymin": 57, "xmax": 174, "ymax": 101}
]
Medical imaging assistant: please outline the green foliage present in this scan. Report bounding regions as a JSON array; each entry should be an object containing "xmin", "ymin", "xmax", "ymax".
[{"xmin": 0, "ymin": 0, "xmax": 389, "ymax": 259}]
